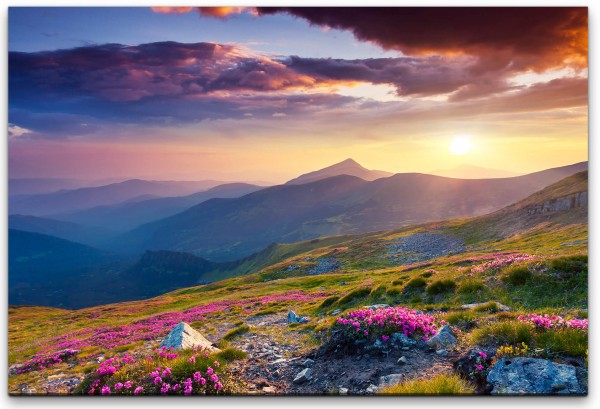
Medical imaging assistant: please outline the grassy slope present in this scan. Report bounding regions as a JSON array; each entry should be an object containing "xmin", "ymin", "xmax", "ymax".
[{"xmin": 8, "ymin": 172, "xmax": 588, "ymax": 392}]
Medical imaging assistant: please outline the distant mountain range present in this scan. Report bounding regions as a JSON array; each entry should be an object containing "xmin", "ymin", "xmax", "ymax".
[
  {"xmin": 8, "ymin": 179, "xmax": 231, "ymax": 216},
  {"xmin": 286, "ymin": 158, "xmax": 393, "ymax": 185},
  {"xmin": 430, "ymin": 164, "xmax": 521, "ymax": 179},
  {"xmin": 50, "ymin": 183, "xmax": 263, "ymax": 232},
  {"xmin": 114, "ymin": 161, "xmax": 588, "ymax": 261}
]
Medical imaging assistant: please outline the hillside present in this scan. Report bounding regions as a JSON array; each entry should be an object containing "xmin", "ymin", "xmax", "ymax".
[
  {"xmin": 8, "ymin": 170, "xmax": 588, "ymax": 395},
  {"xmin": 8, "ymin": 179, "xmax": 229, "ymax": 216},
  {"xmin": 286, "ymin": 158, "xmax": 393, "ymax": 185},
  {"xmin": 52, "ymin": 183, "xmax": 263, "ymax": 231},
  {"xmin": 115, "ymin": 162, "xmax": 587, "ymax": 261}
]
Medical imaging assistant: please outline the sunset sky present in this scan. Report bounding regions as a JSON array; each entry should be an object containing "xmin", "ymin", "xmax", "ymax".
[{"xmin": 8, "ymin": 6, "xmax": 588, "ymax": 183}]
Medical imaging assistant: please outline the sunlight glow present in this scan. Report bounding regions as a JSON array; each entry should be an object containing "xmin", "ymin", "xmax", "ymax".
[{"xmin": 449, "ymin": 136, "xmax": 472, "ymax": 155}]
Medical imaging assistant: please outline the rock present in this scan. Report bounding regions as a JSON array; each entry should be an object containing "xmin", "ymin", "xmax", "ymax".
[
  {"xmin": 262, "ymin": 386, "xmax": 276, "ymax": 394},
  {"xmin": 426, "ymin": 325, "xmax": 456, "ymax": 349},
  {"xmin": 487, "ymin": 358, "xmax": 585, "ymax": 395},
  {"xmin": 397, "ymin": 356, "xmax": 407, "ymax": 365},
  {"xmin": 331, "ymin": 309, "xmax": 341, "ymax": 316},
  {"xmin": 391, "ymin": 332, "xmax": 417, "ymax": 347},
  {"xmin": 293, "ymin": 368, "xmax": 312, "ymax": 384},
  {"xmin": 287, "ymin": 310, "xmax": 299, "ymax": 323},
  {"xmin": 366, "ymin": 384, "xmax": 378, "ymax": 394},
  {"xmin": 303, "ymin": 358, "xmax": 315, "ymax": 367},
  {"xmin": 436, "ymin": 349, "xmax": 448, "ymax": 356},
  {"xmin": 461, "ymin": 301, "xmax": 510, "ymax": 312},
  {"xmin": 339, "ymin": 387, "xmax": 349, "ymax": 395},
  {"xmin": 363, "ymin": 304, "xmax": 390, "ymax": 310},
  {"xmin": 160, "ymin": 322, "xmax": 220, "ymax": 352},
  {"xmin": 378, "ymin": 374, "xmax": 405, "ymax": 388}
]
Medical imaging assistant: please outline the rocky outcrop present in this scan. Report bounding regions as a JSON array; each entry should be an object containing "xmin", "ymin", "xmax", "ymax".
[
  {"xmin": 293, "ymin": 368, "xmax": 312, "ymax": 384},
  {"xmin": 426, "ymin": 325, "xmax": 457, "ymax": 349},
  {"xmin": 160, "ymin": 322, "xmax": 220, "ymax": 352},
  {"xmin": 487, "ymin": 358, "xmax": 585, "ymax": 395},
  {"xmin": 287, "ymin": 310, "xmax": 310, "ymax": 324},
  {"xmin": 527, "ymin": 192, "xmax": 587, "ymax": 215}
]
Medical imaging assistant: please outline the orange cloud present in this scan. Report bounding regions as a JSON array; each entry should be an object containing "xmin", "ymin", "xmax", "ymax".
[{"xmin": 151, "ymin": 6, "xmax": 250, "ymax": 18}]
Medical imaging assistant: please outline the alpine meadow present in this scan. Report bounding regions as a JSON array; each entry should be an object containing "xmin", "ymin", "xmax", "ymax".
[{"xmin": 7, "ymin": 6, "xmax": 588, "ymax": 397}]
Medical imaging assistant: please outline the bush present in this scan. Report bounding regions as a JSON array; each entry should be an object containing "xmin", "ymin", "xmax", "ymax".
[
  {"xmin": 338, "ymin": 287, "xmax": 372, "ymax": 305},
  {"xmin": 222, "ymin": 324, "xmax": 249, "ymax": 341},
  {"xmin": 503, "ymin": 266, "xmax": 532, "ymax": 286},
  {"xmin": 215, "ymin": 348, "xmax": 247, "ymax": 362},
  {"xmin": 319, "ymin": 296, "xmax": 339, "ymax": 309},
  {"xmin": 550, "ymin": 255, "xmax": 588, "ymax": 277},
  {"xmin": 457, "ymin": 280, "xmax": 485, "ymax": 294},
  {"xmin": 445, "ymin": 311, "xmax": 477, "ymax": 326},
  {"xmin": 406, "ymin": 277, "xmax": 427, "ymax": 289},
  {"xmin": 378, "ymin": 374, "xmax": 474, "ymax": 395},
  {"xmin": 469, "ymin": 321, "xmax": 533, "ymax": 346},
  {"xmin": 426, "ymin": 279, "xmax": 456, "ymax": 295},
  {"xmin": 534, "ymin": 328, "xmax": 588, "ymax": 358},
  {"xmin": 386, "ymin": 287, "xmax": 401, "ymax": 297},
  {"xmin": 391, "ymin": 279, "xmax": 405, "ymax": 286}
]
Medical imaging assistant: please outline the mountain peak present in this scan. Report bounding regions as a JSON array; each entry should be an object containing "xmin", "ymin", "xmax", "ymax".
[{"xmin": 286, "ymin": 159, "xmax": 392, "ymax": 185}]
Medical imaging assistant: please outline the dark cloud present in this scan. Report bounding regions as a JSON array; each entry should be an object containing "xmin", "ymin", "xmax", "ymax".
[{"xmin": 257, "ymin": 7, "xmax": 587, "ymax": 72}]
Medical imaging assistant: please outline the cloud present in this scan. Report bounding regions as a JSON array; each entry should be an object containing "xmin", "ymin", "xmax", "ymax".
[
  {"xmin": 257, "ymin": 7, "xmax": 587, "ymax": 72},
  {"xmin": 151, "ymin": 7, "xmax": 250, "ymax": 18},
  {"xmin": 8, "ymin": 123, "xmax": 32, "ymax": 140}
]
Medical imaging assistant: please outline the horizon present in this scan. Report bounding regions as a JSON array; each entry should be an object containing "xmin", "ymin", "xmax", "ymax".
[{"xmin": 8, "ymin": 7, "xmax": 588, "ymax": 184}]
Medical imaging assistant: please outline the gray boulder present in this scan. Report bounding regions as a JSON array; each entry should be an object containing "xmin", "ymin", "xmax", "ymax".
[
  {"xmin": 426, "ymin": 325, "xmax": 456, "ymax": 349},
  {"xmin": 160, "ymin": 322, "xmax": 220, "ymax": 352},
  {"xmin": 379, "ymin": 374, "xmax": 405, "ymax": 388},
  {"xmin": 487, "ymin": 358, "xmax": 585, "ymax": 395},
  {"xmin": 287, "ymin": 310, "xmax": 310, "ymax": 324},
  {"xmin": 391, "ymin": 332, "xmax": 417, "ymax": 347},
  {"xmin": 293, "ymin": 368, "xmax": 312, "ymax": 384},
  {"xmin": 363, "ymin": 304, "xmax": 390, "ymax": 310}
]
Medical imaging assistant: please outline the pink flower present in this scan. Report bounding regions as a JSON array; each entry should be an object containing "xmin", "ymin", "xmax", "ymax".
[
  {"xmin": 123, "ymin": 381, "xmax": 132, "ymax": 389},
  {"xmin": 101, "ymin": 385, "xmax": 111, "ymax": 395},
  {"xmin": 206, "ymin": 367, "xmax": 214, "ymax": 375},
  {"xmin": 184, "ymin": 386, "xmax": 193, "ymax": 395},
  {"xmin": 478, "ymin": 351, "xmax": 488, "ymax": 359},
  {"xmin": 188, "ymin": 356, "xmax": 196, "ymax": 363},
  {"xmin": 114, "ymin": 382, "xmax": 123, "ymax": 390},
  {"xmin": 134, "ymin": 386, "xmax": 144, "ymax": 395},
  {"xmin": 476, "ymin": 364, "xmax": 484, "ymax": 371},
  {"xmin": 162, "ymin": 367, "xmax": 172, "ymax": 377},
  {"xmin": 213, "ymin": 360, "xmax": 220, "ymax": 367},
  {"xmin": 154, "ymin": 376, "xmax": 162, "ymax": 385},
  {"xmin": 381, "ymin": 335, "xmax": 390, "ymax": 342}
]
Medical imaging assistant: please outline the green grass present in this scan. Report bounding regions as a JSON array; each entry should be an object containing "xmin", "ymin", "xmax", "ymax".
[
  {"xmin": 337, "ymin": 287, "xmax": 372, "ymax": 306},
  {"xmin": 426, "ymin": 279, "xmax": 456, "ymax": 295},
  {"xmin": 319, "ymin": 296, "xmax": 339, "ymax": 309},
  {"xmin": 503, "ymin": 266, "xmax": 532, "ymax": 286},
  {"xmin": 472, "ymin": 302, "xmax": 500, "ymax": 313},
  {"xmin": 222, "ymin": 324, "xmax": 250, "ymax": 341},
  {"xmin": 469, "ymin": 321, "xmax": 533, "ymax": 346},
  {"xmin": 534, "ymin": 328, "xmax": 588, "ymax": 358},
  {"xmin": 215, "ymin": 347, "xmax": 248, "ymax": 362},
  {"xmin": 457, "ymin": 280, "xmax": 485, "ymax": 294},
  {"xmin": 378, "ymin": 374, "xmax": 475, "ymax": 395},
  {"xmin": 405, "ymin": 277, "xmax": 427, "ymax": 289},
  {"xmin": 445, "ymin": 310, "xmax": 477, "ymax": 326}
]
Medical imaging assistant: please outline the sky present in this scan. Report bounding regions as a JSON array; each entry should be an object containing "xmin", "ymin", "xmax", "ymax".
[{"xmin": 7, "ymin": 6, "xmax": 589, "ymax": 183}]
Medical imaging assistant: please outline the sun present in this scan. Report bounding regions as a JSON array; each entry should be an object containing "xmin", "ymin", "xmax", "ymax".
[{"xmin": 449, "ymin": 136, "xmax": 472, "ymax": 155}]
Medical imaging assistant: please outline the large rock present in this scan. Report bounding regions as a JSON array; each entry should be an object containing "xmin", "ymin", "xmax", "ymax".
[
  {"xmin": 160, "ymin": 322, "xmax": 220, "ymax": 352},
  {"xmin": 287, "ymin": 310, "xmax": 310, "ymax": 324},
  {"xmin": 293, "ymin": 368, "xmax": 312, "ymax": 384},
  {"xmin": 426, "ymin": 325, "xmax": 456, "ymax": 349},
  {"xmin": 487, "ymin": 358, "xmax": 585, "ymax": 395},
  {"xmin": 391, "ymin": 332, "xmax": 417, "ymax": 348}
]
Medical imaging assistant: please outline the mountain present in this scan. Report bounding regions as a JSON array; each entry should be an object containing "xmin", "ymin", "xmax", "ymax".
[
  {"xmin": 8, "ymin": 179, "xmax": 230, "ymax": 216},
  {"xmin": 8, "ymin": 178, "xmax": 88, "ymax": 196},
  {"xmin": 286, "ymin": 158, "xmax": 393, "ymax": 185},
  {"xmin": 430, "ymin": 164, "xmax": 520, "ymax": 179},
  {"xmin": 114, "ymin": 161, "xmax": 587, "ymax": 262},
  {"xmin": 8, "ymin": 215, "xmax": 117, "ymax": 246},
  {"xmin": 51, "ymin": 183, "xmax": 263, "ymax": 231}
]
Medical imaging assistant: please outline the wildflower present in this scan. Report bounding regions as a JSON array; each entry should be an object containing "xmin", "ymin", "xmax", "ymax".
[
  {"xmin": 114, "ymin": 382, "xmax": 123, "ymax": 390},
  {"xmin": 160, "ymin": 383, "xmax": 171, "ymax": 394},
  {"xmin": 478, "ymin": 351, "xmax": 488, "ymax": 359},
  {"xmin": 206, "ymin": 367, "xmax": 214, "ymax": 375},
  {"xmin": 134, "ymin": 386, "xmax": 144, "ymax": 395},
  {"xmin": 172, "ymin": 384, "xmax": 181, "ymax": 392},
  {"xmin": 476, "ymin": 364, "xmax": 484, "ymax": 371},
  {"xmin": 101, "ymin": 385, "xmax": 111, "ymax": 395},
  {"xmin": 88, "ymin": 388, "xmax": 95, "ymax": 395},
  {"xmin": 363, "ymin": 330, "xmax": 369, "ymax": 336},
  {"xmin": 188, "ymin": 356, "xmax": 196, "ymax": 363},
  {"xmin": 215, "ymin": 382, "xmax": 223, "ymax": 390},
  {"xmin": 123, "ymin": 381, "xmax": 132, "ymax": 389},
  {"xmin": 150, "ymin": 370, "xmax": 160, "ymax": 378},
  {"xmin": 154, "ymin": 376, "xmax": 162, "ymax": 385},
  {"xmin": 381, "ymin": 335, "xmax": 390, "ymax": 342},
  {"xmin": 211, "ymin": 374, "xmax": 219, "ymax": 383},
  {"xmin": 162, "ymin": 367, "xmax": 172, "ymax": 377},
  {"xmin": 184, "ymin": 386, "xmax": 193, "ymax": 395},
  {"xmin": 193, "ymin": 371, "xmax": 202, "ymax": 382},
  {"xmin": 213, "ymin": 360, "xmax": 220, "ymax": 367},
  {"xmin": 146, "ymin": 356, "xmax": 153, "ymax": 361}
]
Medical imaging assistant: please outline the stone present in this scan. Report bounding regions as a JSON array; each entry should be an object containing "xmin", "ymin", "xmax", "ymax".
[
  {"xmin": 303, "ymin": 358, "xmax": 315, "ymax": 367},
  {"xmin": 293, "ymin": 368, "xmax": 312, "ymax": 384},
  {"xmin": 160, "ymin": 322, "xmax": 220, "ymax": 352},
  {"xmin": 487, "ymin": 358, "xmax": 585, "ymax": 395},
  {"xmin": 331, "ymin": 309, "xmax": 342, "ymax": 316},
  {"xmin": 363, "ymin": 304, "xmax": 390, "ymax": 310},
  {"xmin": 426, "ymin": 325, "xmax": 456, "ymax": 349},
  {"xmin": 262, "ymin": 386, "xmax": 276, "ymax": 394},
  {"xmin": 461, "ymin": 301, "xmax": 510, "ymax": 312},
  {"xmin": 390, "ymin": 332, "xmax": 417, "ymax": 347},
  {"xmin": 339, "ymin": 387, "xmax": 349, "ymax": 395},
  {"xmin": 366, "ymin": 384, "xmax": 378, "ymax": 394},
  {"xmin": 378, "ymin": 374, "xmax": 405, "ymax": 388},
  {"xmin": 287, "ymin": 310, "xmax": 299, "ymax": 324},
  {"xmin": 397, "ymin": 356, "xmax": 407, "ymax": 365},
  {"xmin": 436, "ymin": 349, "xmax": 448, "ymax": 356}
]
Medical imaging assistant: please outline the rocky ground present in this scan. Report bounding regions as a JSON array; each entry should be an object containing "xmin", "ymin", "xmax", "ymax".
[{"xmin": 387, "ymin": 232, "xmax": 466, "ymax": 265}]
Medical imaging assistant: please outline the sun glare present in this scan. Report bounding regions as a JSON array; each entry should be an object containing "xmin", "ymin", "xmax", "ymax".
[{"xmin": 449, "ymin": 136, "xmax": 472, "ymax": 155}]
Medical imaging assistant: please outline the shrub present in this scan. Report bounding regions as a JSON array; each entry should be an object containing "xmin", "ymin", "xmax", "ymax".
[
  {"xmin": 319, "ymin": 296, "xmax": 339, "ymax": 309},
  {"xmin": 338, "ymin": 287, "xmax": 372, "ymax": 305},
  {"xmin": 457, "ymin": 280, "xmax": 485, "ymax": 294},
  {"xmin": 473, "ymin": 302, "xmax": 500, "ymax": 313},
  {"xmin": 386, "ymin": 287, "xmax": 401, "ymax": 297},
  {"xmin": 550, "ymin": 255, "xmax": 587, "ymax": 277},
  {"xmin": 215, "ymin": 348, "xmax": 247, "ymax": 362},
  {"xmin": 406, "ymin": 277, "xmax": 427, "ymax": 289},
  {"xmin": 391, "ymin": 279, "xmax": 405, "ymax": 286},
  {"xmin": 445, "ymin": 311, "xmax": 477, "ymax": 326},
  {"xmin": 503, "ymin": 266, "xmax": 532, "ymax": 286},
  {"xmin": 426, "ymin": 279, "xmax": 456, "ymax": 295},
  {"xmin": 378, "ymin": 374, "xmax": 474, "ymax": 395},
  {"xmin": 469, "ymin": 321, "xmax": 533, "ymax": 346},
  {"xmin": 533, "ymin": 328, "xmax": 587, "ymax": 358},
  {"xmin": 222, "ymin": 324, "xmax": 249, "ymax": 341}
]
